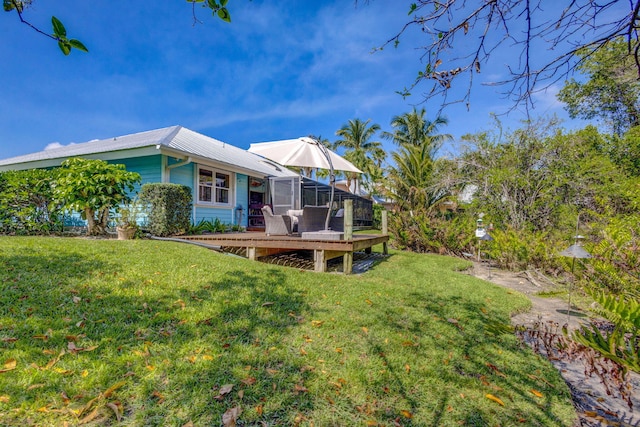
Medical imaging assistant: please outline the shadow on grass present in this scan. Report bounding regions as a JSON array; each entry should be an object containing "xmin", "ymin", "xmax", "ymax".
[
  {"xmin": 0, "ymin": 248, "xmax": 317, "ymax": 425},
  {"xmin": 367, "ymin": 288, "xmax": 574, "ymax": 426}
]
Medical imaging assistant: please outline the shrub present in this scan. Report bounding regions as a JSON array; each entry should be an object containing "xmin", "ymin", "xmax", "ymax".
[
  {"xmin": 0, "ymin": 169, "xmax": 64, "ymax": 235},
  {"xmin": 139, "ymin": 183, "xmax": 192, "ymax": 236}
]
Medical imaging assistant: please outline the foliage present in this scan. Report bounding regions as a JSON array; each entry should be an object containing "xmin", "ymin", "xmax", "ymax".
[
  {"xmin": 583, "ymin": 216, "xmax": 640, "ymax": 295},
  {"xmin": 333, "ymin": 118, "xmax": 384, "ymax": 192},
  {"xmin": 3, "ymin": 1, "xmax": 87, "ymax": 55},
  {"xmin": 114, "ymin": 199, "xmax": 143, "ymax": 231},
  {"xmin": 139, "ymin": 183, "xmax": 192, "ymax": 237},
  {"xmin": 189, "ymin": 217, "xmax": 227, "ymax": 234},
  {"xmin": 388, "ymin": 208, "xmax": 476, "ymax": 256},
  {"xmin": 484, "ymin": 228, "xmax": 561, "ymax": 271},
  {"xmin": 53, "ymin": 158, "xmax": 141, "ymax": 236},
  {"xmin": 371, "ymin": 203, "xmax": 383, "ymax": 229},
  {"xmin": 381, "ymin": 107, "xmax": 452, "ymax": 149},
  {"xmin": 558, "ymin": 38, "xmax": 640, "ymax": 136},
  {"xmin": 0, "ymin": 169, "xmax": 63, "ymax": 235},
  {"xmin": 0, "ymin": 237, "xmax": 576, "ymax": 426},
  {"xmin": 616, "ymin": 126, "xmax": 640, "ymax": 176},
  {"xmin": 6, "ymin": 0, "xmax": 230, "ymax": 54},
  {"xmin": 572, "ymin": 292, "xmax": 640, "ymax": 374}
]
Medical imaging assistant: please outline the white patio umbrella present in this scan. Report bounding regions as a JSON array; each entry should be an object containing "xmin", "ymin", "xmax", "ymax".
[{"xmin": 248, "ymin": 137, "xmax": 362, "ymax": 231}]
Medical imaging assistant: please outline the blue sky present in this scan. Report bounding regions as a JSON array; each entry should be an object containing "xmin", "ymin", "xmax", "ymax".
[{"xmin": 0, "ymin": 1, "xmax": 594, "ymax": 162}]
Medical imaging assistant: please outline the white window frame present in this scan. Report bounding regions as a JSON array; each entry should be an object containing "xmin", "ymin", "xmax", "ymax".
[{"xmin": 197, "ymin": 166, "xmax": 233, "ymax": 206}]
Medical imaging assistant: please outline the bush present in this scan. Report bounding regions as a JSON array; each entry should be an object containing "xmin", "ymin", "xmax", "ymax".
[
  {"xmin": 139, "ymin": 183, "xmax": 192, "ymax": 236},
  {"xmin": 0, "ymin": 169, "xmax": 64, "ymax": 235}
]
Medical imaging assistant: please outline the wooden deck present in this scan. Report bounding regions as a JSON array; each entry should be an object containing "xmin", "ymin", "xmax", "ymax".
[{"xmin": 179, "ymin": 232, "xmax": 389, "ymax": 274}]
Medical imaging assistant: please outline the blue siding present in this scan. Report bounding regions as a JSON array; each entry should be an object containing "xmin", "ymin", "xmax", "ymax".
[
  {"xmin": 194, "ymin": 207, "xmax": 234, "ymax": 225},
  {"xmin": 236, "ymin": 174, "xmax": 249, "ymax": 227},
  {"xmin": 168, "ymin": 161, "xmax": 194, "ymax": 188},
  {"xmin": 111, "ymin": 155, "xmax": 162, "ymax": 192}
]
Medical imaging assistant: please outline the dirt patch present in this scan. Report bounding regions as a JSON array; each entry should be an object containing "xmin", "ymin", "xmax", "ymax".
[{"xmin": 466, "ymin": 262, "xmax": 640, "ymax": 427}]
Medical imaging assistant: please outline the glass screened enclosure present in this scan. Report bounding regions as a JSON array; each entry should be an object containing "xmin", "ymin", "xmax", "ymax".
[{"xmin": 268, "ymin": 176, "xmax": 373, "ymax": 228}]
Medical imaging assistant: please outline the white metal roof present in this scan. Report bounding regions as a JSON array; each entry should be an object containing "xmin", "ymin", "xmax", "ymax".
[{"xmin": 0, "ymin": 126, "xmax": 297, "ymax": 178}]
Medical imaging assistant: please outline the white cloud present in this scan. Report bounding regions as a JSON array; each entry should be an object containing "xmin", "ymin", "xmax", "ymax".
[{"xmin": 44, "ymin": 142, "xmax": 76, "ymax": 151}]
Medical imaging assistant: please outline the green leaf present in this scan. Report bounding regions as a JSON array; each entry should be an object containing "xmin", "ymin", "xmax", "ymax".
[
  {"xmin": 208, "ymin": 0, "xmax": 218, "ymax": 9},
  {"xmin": 69, "ymin": 39, "xmax": 89, "ymax": 53},
  {"xmin": 51, "ymin": 16, "xmax": 67, "ymax": 38},
  {"xmin": 220, "ymin": 0, "xmax": 228, "ymax": 6},
  {"xmin": 217, "ymin": 7, "xmax": 231, "ymax": 22},
  {"xmin": 58, "ymin": 40, "xmax": 71, "ymax": 56},
  {"xmin": 408, "ymin": 3, "xmax": 417, "ymax": 15}
]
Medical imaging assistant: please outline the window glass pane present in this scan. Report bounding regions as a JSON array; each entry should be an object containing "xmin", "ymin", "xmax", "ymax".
[
  {"xmin": 199, "ymin": 186, "xmax": 212, "ymax": 202},
  {"xmin": 216, "ymin": 188, "xmax": 229, "ymax": 204},
  {"xmin": 199, "ymin": 169, "xmax": 213, "ymax": 186},
  {"xmin": 216, "ymin": 172, "xmax": 229, "ymax": 189}
]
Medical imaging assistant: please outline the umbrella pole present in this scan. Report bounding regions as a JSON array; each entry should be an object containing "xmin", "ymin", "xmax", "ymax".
[{"xmin": 317, "ymin": 141, "xmax": 335, "ymax": 231}]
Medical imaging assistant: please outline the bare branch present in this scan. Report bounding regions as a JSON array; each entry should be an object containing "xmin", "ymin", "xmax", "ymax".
[{"xmin": 378, "ymin": 0, "xmax": 640, "ymax": 111}]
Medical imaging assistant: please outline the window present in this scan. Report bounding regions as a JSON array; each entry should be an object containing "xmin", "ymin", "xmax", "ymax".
[{"xmin": 198, "ymin": 167, "xmax": 231, "ymax": 205}]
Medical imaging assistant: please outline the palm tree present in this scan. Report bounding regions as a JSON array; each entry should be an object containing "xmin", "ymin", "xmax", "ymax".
[
  {"xmin": 334, "ymin": 118, "xmax": 385, "ymax": 193},
  {"xmin": 386, "ymin": 144, "xmax": 448, "ymax": 211},
  {"xmin": 381, "ymin": 108, "xmax": 452, "ymax": 158}
]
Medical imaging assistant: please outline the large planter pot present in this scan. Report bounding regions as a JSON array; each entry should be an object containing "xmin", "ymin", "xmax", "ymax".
[{"xmin": 116, "ymin": 226, "xmax": 137, "ymax": 240}]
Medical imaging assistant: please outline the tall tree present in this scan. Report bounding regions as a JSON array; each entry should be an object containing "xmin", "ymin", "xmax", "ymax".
[
  {"xmin": 334, "ymin": 118, "xmax": 384, "ymax": 193},
  {"xmin": 557, "ymin": 38, "xmax": 640, "ymax": 136},
  {"xmin": 382, "ymin": 108, "xmax": 452, "ymax": 153}
]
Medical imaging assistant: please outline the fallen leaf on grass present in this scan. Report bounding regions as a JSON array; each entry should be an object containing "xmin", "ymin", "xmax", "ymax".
[
  {"xmin": 405, "ymin": 364, "xmax": 411, "ymax": 373},
  {"xmin": 32, "ymin": 334, "xmax": 49, "ymax": 341},
  {"xmin": 152, "ymin": 391, "xmax": 165, "ymax": 404},
  {"xmin": 293, "ymin": 384, "xmax": 308, "ymax": 394},
  {"xmin": 0, "ymin": 395, "xmax": 9, "ymax": 403},
  {"xmin": 261, "ymin": 302, "xmax": 274, "ymax": 307},
  {"xmin": 241, "ymin": 377, "xmax": 256, "ymax": 386},
  {"xmin": 107, "ymin": 402, "xmax": 122, "ymax": 422},
  {"xmin": 222, "ymin": 406, "xmax": 241, "ymax": 427},
  {"xmin": 486, "ymin": 363, "xmax": 507, "ymax": 378},
  {"xmin": 401, "ymin": 410, "xmax": 413, "ymax": 418},
  {"xmin": 1, "ymin": 337, "xmax": 17, "ymax": 343},
  {"xmin": 27, "ymin": 384, "xmax": 45, "ymax": 390},
  {"xmin": 103, "ymin": 381, "xmax": 126, "ymax": 398},
  {"xmin": 0, "ymin": 358, "xmax": 17, "ymax": 373},
  {"xmin": 530, "ymin": 389, "xmax": 543, "ymax": 398},
  {"xmin": 311, "ymin": 320, "xmax": 324, "ymax": 327},
  {"xmin": 485, "ymin": 394, "xmax": 505, "ymax": 406},
  {"xmin": 214, "ymin": 384, "xmax": 234, "ymax": 400}
]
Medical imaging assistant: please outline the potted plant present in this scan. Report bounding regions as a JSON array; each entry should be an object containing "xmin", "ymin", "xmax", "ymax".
[{"xmin": 115, "ymin": 201, "xmax": 141, "ymax": 240}]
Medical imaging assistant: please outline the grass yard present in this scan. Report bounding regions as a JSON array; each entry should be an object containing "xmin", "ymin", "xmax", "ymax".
[{"xmin": 0, "ymin": 237, "xmax": 575, "ymax": 426}]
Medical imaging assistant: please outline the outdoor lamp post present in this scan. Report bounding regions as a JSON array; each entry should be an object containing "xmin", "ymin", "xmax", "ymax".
[{"xmin": 558, "ymin": 215, "xmax": 592, "ymax": 325}]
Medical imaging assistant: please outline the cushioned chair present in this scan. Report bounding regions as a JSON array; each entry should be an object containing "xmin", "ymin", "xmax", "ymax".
[
  {"xmin": 298, "ymin": 206, "xmax": 330, "ymax": 233},
  {"xmin": 329, "ymin": 208, "xmax": 344, "ymax": 232},
  {"xmin": 261, "ymin": 205, "xmax": 292, "ymax": 236}
]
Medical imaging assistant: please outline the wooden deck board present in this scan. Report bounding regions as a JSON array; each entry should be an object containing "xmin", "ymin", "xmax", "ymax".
[{"xmin": 179, "ymin": 232, "xmax": 389, "ymax": 273}]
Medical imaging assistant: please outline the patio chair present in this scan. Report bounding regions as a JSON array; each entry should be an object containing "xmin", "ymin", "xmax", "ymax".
[
  {"xmin": 329, "ymin": 208, "xmax": 344, "ymax": 232},
  {"xmin": 298, "ymin": 205, "xmax": 330, "ymax": 233},
  {"xmin": 261, "ymin": 205, "xmax": 292, "ymax": 236}
]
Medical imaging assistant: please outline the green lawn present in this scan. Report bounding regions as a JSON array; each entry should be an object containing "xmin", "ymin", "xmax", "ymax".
[{"xmin": 0, "ymin": 237, "xmax": 575, "ymax": 426}]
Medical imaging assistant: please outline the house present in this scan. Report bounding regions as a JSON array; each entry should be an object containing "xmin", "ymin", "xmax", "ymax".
[{"xmin": 0, "ymin": 126, "xmax": 298, "ymax": 229}]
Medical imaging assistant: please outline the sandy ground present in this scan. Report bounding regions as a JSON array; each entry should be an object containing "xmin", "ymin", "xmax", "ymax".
[{"xmin": 467, "ymin": 262, "xmax": 640, "ymax": 427}]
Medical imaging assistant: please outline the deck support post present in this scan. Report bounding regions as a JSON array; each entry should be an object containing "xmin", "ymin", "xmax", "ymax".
[
  {"xmin": 247, "ymin": 246, "xmax": 257, "ymax": 260},
  {"xmin": 344, "ymin": 200, "xmax": 353, "ymax": 241},
  {"xmin": 314, "ymin": 249, "xmax": 327, "ymax": 272},
  {"xmin": 343, "ymin": 252, "xmax": 353, "ymax": 274}
]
